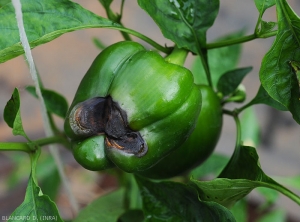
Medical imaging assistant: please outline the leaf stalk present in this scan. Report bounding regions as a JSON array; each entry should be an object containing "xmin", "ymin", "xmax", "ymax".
[
  {"xmin": 111, "ymin": 26, "xmax": 172, "ymax": 54},
  {"xmin": 0, "ymin": 135, "xmax": 69, "ymax": 153},
  {"xmin": 206, "ymin": 31, "xmax": 277, "ymax": 49}
]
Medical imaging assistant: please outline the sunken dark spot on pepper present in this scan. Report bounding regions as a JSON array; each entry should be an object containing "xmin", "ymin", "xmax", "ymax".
[
  {"xmin": 105, "ymin": 131, "xmax": 147, "ymax": 157},
  {"xmin": 72, "ymin": 96, "xmax": 148, "ymax": 157},
  {"xmin": 73, "ymin": 97, "xmax": 108, "ymax": 135}
]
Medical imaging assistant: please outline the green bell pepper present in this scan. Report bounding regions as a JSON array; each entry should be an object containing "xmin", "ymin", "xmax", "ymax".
[
  {"xmin": 64, "ymin": 41, "xmax": 201, "ymax": 173},
  {"xmin": 137, "ymin": 85, "xmax": 223, "ymax": 179}
]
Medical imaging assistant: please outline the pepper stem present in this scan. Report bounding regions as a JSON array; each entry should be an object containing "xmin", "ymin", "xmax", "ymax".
[{"xmin": 164, "ymin": 46, "xmax": 189, "ymax": 66}]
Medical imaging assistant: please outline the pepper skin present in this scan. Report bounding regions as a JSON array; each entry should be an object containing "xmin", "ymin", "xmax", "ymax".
[
  {"xmin": 72, "ymin": 135, "xmax": 114, "ymax": 171},
  {"xmin": 64, "ymin": 41, "xmax": 202, "ymax": 172},
  {"xmin": 137, "ymin": 85, "xmax": 223, "ymax": 179}
]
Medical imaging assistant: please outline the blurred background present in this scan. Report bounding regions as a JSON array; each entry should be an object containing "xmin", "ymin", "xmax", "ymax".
[{"xmin": 0, "ymin": 0, "xmax": 300, "ymax": 221}]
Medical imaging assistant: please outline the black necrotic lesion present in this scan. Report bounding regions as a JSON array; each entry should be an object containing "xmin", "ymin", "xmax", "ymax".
[{"xmin": 73, "ymin": 96, "xmax": 148, "ymax": 157}]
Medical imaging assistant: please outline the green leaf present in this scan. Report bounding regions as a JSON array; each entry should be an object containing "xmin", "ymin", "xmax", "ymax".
[
  {"xmin": 258, "ymin": 21, "xmax": 277, "ymax": 36},
  {"xmin": 191, "ymin": 146, "xmax": 300, "ymax": 207},
  {"xmin": 254, "ymin": 0, "xmax": 275, "ymax": 15},
  {"xmin": 0, "ymin": 0, "xmax": 121, "ymax": 63},
  {"xmin": 135, "ymin": 176, "xmax": 236, "ymax": 222},
  {"xmin": 191, "ymin": 31, "xmax": 243, "ymax": 87},
  {"xmin": 254, "ymin": 0, "xmax": 276, "ymax": 37},
  {"xmin": 189, "ymin": 153, "xmax": 229, "ymax": 179},
  {"xmin": 117, "ymin": 209, "xmax": 144, "ymax": 222},
  {"xmin": 74, "ymin": 189, "xmax": 125, "ymax": 222},
  {"xmin": 137, "ymin": 0, "xmax": 219, "ymax": 53},
  {"xmin": 0, "ymin": 0, "xmax": 10, "ymax": 7},
  {"xmin": 191, "ymin": 178, "xmax": 254, "ymax": 208},
  {"xmin": 246, "ymin": 85, "xmax": 288, "ymax": 111},
  {"xmin": 8, "ymin": 174, "xmax": 63, "ymax": 222},
  {"xmin": 9, "ymin": 150, "xmax": 63, "ymax": 222},
  {"xmin": 4, "ymin": 88, "xmax": 29, "ymax": 139},
  {"xmin": 219, "ymin": 146, "xmax": 273, "ymax": 181},
  {"xmin": 217, "ymin": 67, "xmax": 252, "ymax": 96},
  {"xmin": 259, "ymin": 0, "xmax": 300, "ymax": 123},
  {"xmin": 4, "ymin": 88, "xmax": 20, "ymax": 129},
  {"xmin": 26, "ymin": 86, "xmax": 68, "ymax": 118}
]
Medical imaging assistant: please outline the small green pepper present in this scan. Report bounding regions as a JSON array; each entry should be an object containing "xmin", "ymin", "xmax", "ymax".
[
  {"xmin": 138, "ymin": 85, "xmax": 223, "ymax": 179},
  {"xmin": 64, "ymin": 41, "xmax": 201, "ymax": 172}
]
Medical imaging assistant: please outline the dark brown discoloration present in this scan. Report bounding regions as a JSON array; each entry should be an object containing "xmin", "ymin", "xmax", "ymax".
[
  {"xmin": 104, "ymin": 96, "xmax": 128, "ymax": 138},
  {"xmin": 74, "ymin": 97, "xmax": 108, "ymax": 135},
  {"xmin": 72, "ymin": 96, "xmax": 148, "ymax": 157},
  {"xmin": 105, "ymin": 131, "xmax": 147, "ymax": 157}
]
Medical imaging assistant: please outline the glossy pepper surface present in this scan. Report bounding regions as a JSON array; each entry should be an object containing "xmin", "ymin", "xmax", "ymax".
[
  {"xmin": 64, "ymin": 41, "xmax": 202, "ymax": 173},
  {"xmin": 138, "ymin": 85, "xmax": 223, "ymax": 179}
]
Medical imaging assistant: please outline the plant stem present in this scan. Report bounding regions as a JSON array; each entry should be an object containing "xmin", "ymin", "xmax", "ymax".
[
  {"xmin": 258, "ymin": 30, "xmax": 277, "ymax": 38},
  {"xmin": 104, "ymin": 0, "xmax": 132, "ymax": 41},
  {"xmin": 0, "ymin": 135, "xmax": 68, "ymax": 153},
  {"xmin": 236, "ymin": 102, "xmax": 251, "ymax": 114},
  {"xmin": 30, "ymin": 148, "xmax": 41, "ymax": 185},
  {"xmin": 0, "ymin": 142, "xmax": 31, "ymax": 152},
  {"xmin": 206, "ymin": 31, "xmax": 277, "ymax": 49},
  {"xmin": 118, "ymin": 25, "xmax": 132, "ymax": 41},
  {"xmin": 197, "ymin": 49, "xmax": 212, "ymax": 87},
  {"xmin": 34, "ymin": 135, "xmax": 69, "ymax": 147},
  {"xmin": 222, "ymin": 109, "xmax": 235, "ymax": 116},
  {"xmin": 175, "ymin": 8, "xmax": 212, "ymax": 86},
  {"xmin": 254, "ymin": 17, "xmax": 261, "ymax": 34},
  {"xmin": 117, "ymin": 0, "xmax": 131, "ymax": 41},
  {"xmin": 165, "ymin": 45, "xmax": 188, "ymax": 66},
  {"xmin": 206, "ymin": 34, "xmax": 257, "ymax": 49},
  {"xmin": 223, "ymin": 109, "xmax": 241, "ymax": 148},
  {"xmin": 112, "ymin": 26, "xmax": 172, "ymax": 54},
  {"xmin": 233, "ymin": 114, "xmax": 242, "ymax": 149},
  {"xmin": 113, "ymin": 16, "xmax": 277, "ymax": 56},
  {"xmin": 261, "ymin": 179, "xmax": 300, "ymax": 206}
]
